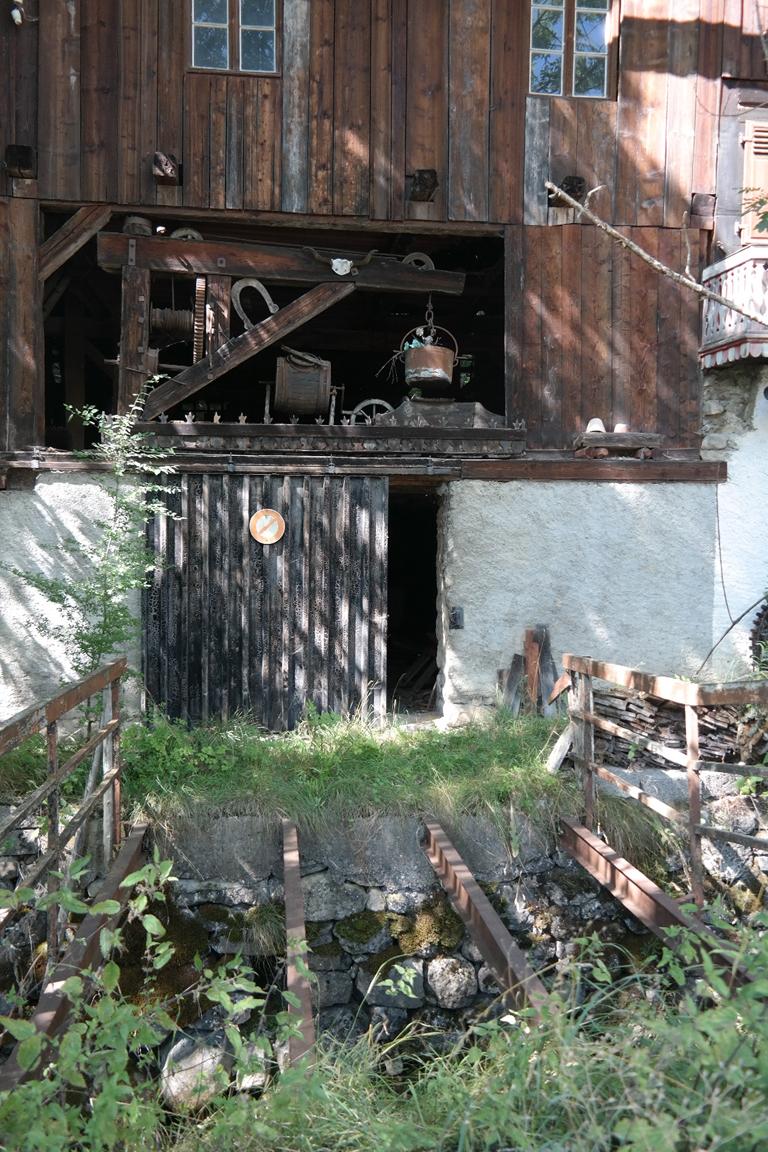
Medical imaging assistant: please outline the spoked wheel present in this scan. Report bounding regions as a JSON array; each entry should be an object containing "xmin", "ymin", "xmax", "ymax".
[{"xmin": 349, "ymin": 399, "xmax": 394, "ymax": 425}]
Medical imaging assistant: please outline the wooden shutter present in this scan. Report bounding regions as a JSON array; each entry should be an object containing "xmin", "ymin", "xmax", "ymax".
[{"xmin": 742, "ymin": 120, "xmax": 768, "ymax": 242}]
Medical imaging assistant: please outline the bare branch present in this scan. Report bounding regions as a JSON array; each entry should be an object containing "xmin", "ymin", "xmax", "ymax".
[{"xmin": 545, "ymin": 180, "xmax": 768, "ymax": 329}]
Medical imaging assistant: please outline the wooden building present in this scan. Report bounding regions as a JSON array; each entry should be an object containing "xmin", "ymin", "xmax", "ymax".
[{"xmin": 1, "ymin": 2, "xmax": 765, "ymax": 726}]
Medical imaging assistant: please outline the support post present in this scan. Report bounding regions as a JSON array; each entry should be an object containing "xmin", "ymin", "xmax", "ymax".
[
  {"xmin": 46, "ymin": 721, "xmax": 59, "ymax": 963},
  {"xmin": 102, "ymin": 688, "xmax": 114, "ymax": 866},
  {"xmin": 571, "ymin": 671, "xmax": 595, "ymax": 829},
  {"xmin": 685, "ymin": 704, "xmax": 704, "ymax": 907},
  {"xmin": 110, "ymin": 677, "xmax": 122, "ymax": 851},
  {"xmin": 118, "ymin": 264, "xmax": 151, "ymax": 413},
  {"xmin": 2, "ymin": 198, "xmax": 44, "ymax": 449}
]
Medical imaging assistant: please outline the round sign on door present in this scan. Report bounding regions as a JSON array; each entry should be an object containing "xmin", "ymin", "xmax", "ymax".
[{"xmin": 249, "ymin": 508, "xmax": 286, "ymax": 545}]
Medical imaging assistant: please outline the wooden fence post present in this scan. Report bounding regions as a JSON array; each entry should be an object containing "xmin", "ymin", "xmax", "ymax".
[
  {"xmin": 685, "ymin": 704, "xmax": 704, "ymax": 907},
  {"xmin": 570, "ymin": 671, "xmax": 595, "ymax": 829},
  {"xmin": 46, "ymin": 721, "xmax": 59, "ymax": 961}
]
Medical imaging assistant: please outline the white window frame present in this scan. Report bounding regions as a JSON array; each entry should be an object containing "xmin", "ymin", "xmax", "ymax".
[{"xmin": 529, "ymin": 0, "xmax": 616, "ymax": 100}]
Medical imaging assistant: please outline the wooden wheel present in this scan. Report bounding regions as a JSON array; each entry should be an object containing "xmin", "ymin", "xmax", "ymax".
[{"xmin": 349, "ymin": 399, "xmax": 394, "ymax": 425}]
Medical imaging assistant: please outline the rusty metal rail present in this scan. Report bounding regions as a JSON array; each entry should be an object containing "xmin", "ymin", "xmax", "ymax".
[
  {"xmin": 422, "ymin": 820, "xmax": 549, "ymax": 1018},
  {"xmin": 0, "ymin": 661, "xmax": 127, "ymax": 956},
  {"xmin": 282, "ymin": 820, "xmax": 316, "ymax": 1068},
  {"xmin": 0, "ymin": 823, "xmax": 148, "ymax": 1093}
]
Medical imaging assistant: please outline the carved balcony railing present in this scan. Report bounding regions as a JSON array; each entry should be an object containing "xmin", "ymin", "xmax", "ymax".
[{"xmin": 700, "ymin": 245, "xmax": 768, "ymax": 368}]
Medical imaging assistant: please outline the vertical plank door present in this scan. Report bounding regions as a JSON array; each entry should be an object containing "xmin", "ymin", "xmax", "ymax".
[{"xmin": 144, "ymin": 473, "xmax": 388, "ymax": 730}]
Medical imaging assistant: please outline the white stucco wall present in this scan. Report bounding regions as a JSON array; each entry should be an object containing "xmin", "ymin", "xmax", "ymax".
[
  {"xmin": 437, "ymin": 480, "xmax": 718, "ymax": 722},
  {"xmin": 703, "ymin": 368, "xmax": 768, "ymax": 676},
  {"xmin": 0, "ymin": 473, "xmax": 141, "ymax": 722}
]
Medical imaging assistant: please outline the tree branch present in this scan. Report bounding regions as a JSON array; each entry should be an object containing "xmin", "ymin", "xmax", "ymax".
[{"xmin": 544, "ymin": 181, "xmax": 768, "ymax": 330}]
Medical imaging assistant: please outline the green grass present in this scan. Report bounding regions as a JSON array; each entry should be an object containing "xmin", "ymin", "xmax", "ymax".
[{"xmin": 121, "ymin": 710, "xmax": 570, "ymax": 829}]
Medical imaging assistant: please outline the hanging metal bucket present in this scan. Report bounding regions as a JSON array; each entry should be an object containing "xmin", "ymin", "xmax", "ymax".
[{"xmin": 401, "ymin": 326, "xmax": 459, "ymax": 393}]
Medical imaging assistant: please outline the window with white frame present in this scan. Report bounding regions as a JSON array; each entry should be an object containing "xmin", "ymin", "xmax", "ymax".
[
  {"xmin": 530, "ymin": 0, "xmax": 613, "ymax": 98},
  {"xmin": 192, "ymin": 0, "xmax": 278, "ymax": 73}
]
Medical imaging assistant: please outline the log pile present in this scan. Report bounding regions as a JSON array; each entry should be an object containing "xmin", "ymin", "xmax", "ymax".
[{"xmin": 592, "ymin": 687, "xmax": 768, "ymax": 770}]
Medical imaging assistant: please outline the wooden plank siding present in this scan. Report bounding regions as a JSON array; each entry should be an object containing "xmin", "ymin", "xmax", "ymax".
[
  {"xmin": 11, "ymin": 2, "xmax": 765, "ymax": 222},
  {"xmin": 516, "ymin": 224, "xmax": 703, "ymax": 448},
  {"xmin": 145, "ymin": 473, "xmax": 388, "ymax": 729}
]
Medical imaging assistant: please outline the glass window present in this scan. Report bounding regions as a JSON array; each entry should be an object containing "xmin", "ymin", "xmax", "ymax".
[
  {"xmin": 191, "ymin": 0, "xmax": 278, "ymax": 72},
  {"xmin": 530, "ymin": 0, "xmax": 612, "ymax": 99}
]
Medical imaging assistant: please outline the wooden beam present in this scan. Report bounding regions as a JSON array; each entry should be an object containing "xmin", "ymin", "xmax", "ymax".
[
  {"xmin": 3, "ymin": 198, "xmax": 44, "ymax": 450},
  {"xmin": 38, "ymin": 205, "xmax": 112, "ymax": 283},
  {"xmin": 118, "ymin": 266, "xmax": 151, "ymax": 414},
  {"xmin": 97, "ymin": 233, "xmax": 465, "ymax": 295},
  {"xmin": 142, "ymin": 282, "xmax": 356, "ymax": 420}
]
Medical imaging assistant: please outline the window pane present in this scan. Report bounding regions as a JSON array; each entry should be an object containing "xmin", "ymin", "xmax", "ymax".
[
  {"xmin": 241, "ymin": 28, "xmax": 276, "ymax": 71},
  {"xmin": 193, "ymin": 25, "xmax": 228, "ymax": 69},
  {"xmin": 531, "ymin": 9, "xmax": 564, "ymax": 50},
  {"xmin": 574, "ymin": 54, "xmax": 606, "ymax": 97},
  {"xmin": 576, "ymin": 12, "xmax": 607, "ymax": 52},
  {"xmin": 194, "ymin": 0, "xmax": 227, "ymax": 23},
  {"xmin": 577, "ymin": 0, "xmax": 608, "ymax": 9},
  {"xmin": 241, "ymin": 0, "xmax": 275, "ymax": 26},
  {"xmin": 531, "ymin": 53, "xmax": 563, "ymax": 94}
]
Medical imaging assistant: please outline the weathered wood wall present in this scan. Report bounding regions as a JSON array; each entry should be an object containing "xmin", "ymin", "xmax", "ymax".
[
  {"xmin": 507, "ymin": 224, "xmax": 705, "ymax": 447},
  {"xmin": 144, "ymin": 473, "xmax": 388, "ymax": 728},
  {"xmin": 1, "ymin": 3, "xmax": 765, "ymax": 451},
  {"xmin": 2, "ymin": 2, "xmax": 764, "ymax": 224}
]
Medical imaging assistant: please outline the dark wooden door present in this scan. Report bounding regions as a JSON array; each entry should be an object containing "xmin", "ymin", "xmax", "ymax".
[{"xmin": 144, "ymin": 473, "xmax": 388, "ymax": 729}]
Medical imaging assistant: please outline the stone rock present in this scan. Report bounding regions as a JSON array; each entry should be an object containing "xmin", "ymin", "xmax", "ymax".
[
  {"xmin": 369, "ymin": 1005, "xmax": 409, "ymax": 1042},
  {"xmin": 366, "ymin": 887, "xmax": 387, "ymax": 912},
  {"xmin": 309, "ymin": 942, "xmax": 353, "ymax": 971},
  {"xmin": 334, "ymin": 911, "xmax": 393, "ymax": 956},
  {"xmin": 702, "ymin": 838, "xmax": 751, "ymax": 884},
  {"xmin": 306, "ymin": 920, "xmax": 335, "ymax": 947},
  {"xmin": 412, "ymin": 1007, "xmax": 462, "ymax": 1052},
  {"xmin": 154, "ymin": 816, "xmax": 279, "ymax": 882},
  {"xmin": 356, "ymin": 958, "xmax": 425, "ymax": 1009},
  {"xmin": 499, "ymin": 883, "xmax": 536, "ymax": 931},
  {"xmin": 174, "ymin": 880, "xmax": 271, "ymax": 908},
  {"xmin": 317, "ymin": 1004, "xmax": 370, "ymax": 1045},
  {"xmin": 314, "ymin": 969, "xmax": 354, "ymax": 1009},
  {"xmin": 477, "ymin": 964, "xmax": 501, "ymax": 995},
  {"xmin": 700, "ymin": 771, "xmax": 740, "ymax": 799},
  {"xmin": 461, "ymin": 939, "xmax": 483, "ymax": 964},
  {"xmin": 385, "ymin": 890, "xmax": 431, "ymax": 914},
  {"xmin": 706, "ymin": 796, "xmax": 759, "ymax": 837},
  {"xmin": 301, "ymin": 872, "xmax": 367, "ymax": 921},
  {"xmin": 426, "ymin": 956, "xmax": 477, "ymax": 1010},
  {"xmin": 235, "ymin": 1043, "xmax": 270, "ymax": 1093},
  {"xmin": 159, "ymin": 1033, "xmax": 232, "ymax": 1112},
  {"xmin": 0, "ymin": 859, "xmax": 19, "ymax": 883},
  {"xmin": 299, "ymin": 817, "xmax": 435, "ymax": 889}
]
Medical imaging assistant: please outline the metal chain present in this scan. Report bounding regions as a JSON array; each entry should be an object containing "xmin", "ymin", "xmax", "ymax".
[{"xmin": 425, "ymin": 293, "xmax": 436, "ymax": 339}]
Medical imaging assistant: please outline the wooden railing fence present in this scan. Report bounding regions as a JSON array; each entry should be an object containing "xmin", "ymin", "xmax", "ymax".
[
  {"xmin": 0, "ymin": 659, "xmax": 127, "ymax": 957},
  {"xmin": 564, "ymin": 654, "xmax": 768, "ymax": 906}
]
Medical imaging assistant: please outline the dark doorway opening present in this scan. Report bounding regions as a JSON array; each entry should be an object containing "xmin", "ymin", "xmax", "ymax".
[{"xmin": 387, "ymin": 489, "xmax": 439, "ymax": 712}]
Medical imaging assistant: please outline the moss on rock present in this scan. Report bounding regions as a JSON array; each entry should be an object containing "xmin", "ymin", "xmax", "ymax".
[{"xmin": 393, "ymin": 893, "xmax": 463, "ymax": 954}]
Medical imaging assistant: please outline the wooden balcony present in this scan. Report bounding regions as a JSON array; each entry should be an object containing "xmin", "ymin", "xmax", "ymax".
[{"xmin": 700, "ymin": 245, "xmax": 768, "ymax": 368}]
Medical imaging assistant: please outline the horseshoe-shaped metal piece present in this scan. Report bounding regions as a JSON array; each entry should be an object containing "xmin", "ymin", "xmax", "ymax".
[{"xmin": 231, "ymin": 278, "xmax": 279, "ymax": 330}]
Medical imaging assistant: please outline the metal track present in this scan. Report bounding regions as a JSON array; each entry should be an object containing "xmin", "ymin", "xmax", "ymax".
[
  {"xmin": 282, "ymin": 820, "xmax": 316, "ymax": 1068},
  {"xmin": 0, "ymin": 824, "xmax": 148, "ymax": 1092},
  {"xmin": 422, "ymin": 820, "xmax": 549, "ymax": 1017},
  {"xmin": 559, "ymin": 818, "xmax": 704, "ymax": 937}
]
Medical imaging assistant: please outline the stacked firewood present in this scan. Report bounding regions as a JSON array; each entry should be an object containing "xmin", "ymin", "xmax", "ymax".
[{"xmin": 592, "ymin": 687, "xmax": 768, "ymax": 770}]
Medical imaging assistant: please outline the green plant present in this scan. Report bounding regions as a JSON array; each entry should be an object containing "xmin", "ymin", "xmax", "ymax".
[
  {"xmin": 3, "ymin": 386, "xmax": 177, "ymax": 679},
  {"xmin": 0, "ymin": 852, "xmax": 283, "ymax": 1152}
]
